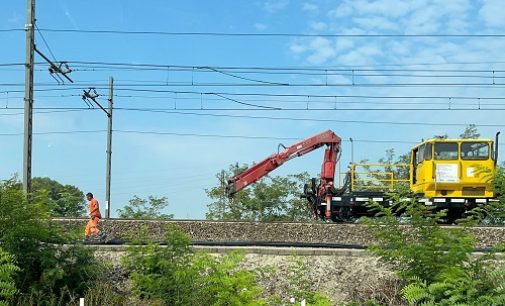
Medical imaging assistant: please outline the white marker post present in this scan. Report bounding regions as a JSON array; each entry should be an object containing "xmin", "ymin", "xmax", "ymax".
[{"xmin": 79, "ymin": 298, "xmax": 84, "ymax": 306}]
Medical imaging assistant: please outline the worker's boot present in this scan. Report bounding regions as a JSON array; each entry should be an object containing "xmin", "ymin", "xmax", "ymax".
[
  {"xmin": 82, "ymin": 236, "xmax": 90, "ymax": 243},
  {"xmin": 98, "ymin": 231, "xmax": 107, "ymax": 243}
]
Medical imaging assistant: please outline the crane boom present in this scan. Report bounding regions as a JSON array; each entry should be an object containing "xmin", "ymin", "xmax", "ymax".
[{"xmin": 226, "ymin": 130, "xmax": 341, "ymax": 198}]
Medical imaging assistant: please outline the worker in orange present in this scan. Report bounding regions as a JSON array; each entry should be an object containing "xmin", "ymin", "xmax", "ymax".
[{"xmin": 84, "ymin": 192, "xmax": 107, "ymax": 242}]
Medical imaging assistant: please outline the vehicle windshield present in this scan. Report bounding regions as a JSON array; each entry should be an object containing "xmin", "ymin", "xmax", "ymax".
[
  {"xmin": 434, "ymin": 142, "xmax": 458, "ymax": 160},
  {"xmin": 461, "ymin": 142, "xmax": 489, "ymax": 160}
]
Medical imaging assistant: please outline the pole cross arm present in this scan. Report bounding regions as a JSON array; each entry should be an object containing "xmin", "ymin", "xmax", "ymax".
[
  {"xmin": 82, "ymin": 88, "xmax": 111, "ymax": 117},
  {"xmin": 34, "ymin": 46, "xmax": 74, "ymax": 84}
]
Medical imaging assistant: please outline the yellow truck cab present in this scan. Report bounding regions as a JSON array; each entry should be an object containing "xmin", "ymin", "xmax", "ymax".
[{"xmin": 410, "ymin": 135, "xmax": 499, "ymax": 206}]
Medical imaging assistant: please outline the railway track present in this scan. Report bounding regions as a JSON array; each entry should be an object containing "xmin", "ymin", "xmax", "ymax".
[
  {"xmin": 52, "ymin": 217, "xmax": 505, "ymax": 228},
  {"xmin": 53, "ymin": 218, "xmax": 505, "ymax": 250},
  {"xmin": 82, "ymin": 239, "xmax": 499, "ymax": 254}
]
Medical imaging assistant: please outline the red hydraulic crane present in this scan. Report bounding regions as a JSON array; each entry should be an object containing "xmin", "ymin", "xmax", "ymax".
[{"xmin": 226, "ymin": 130, "xmax": 341, "ymax": 219}]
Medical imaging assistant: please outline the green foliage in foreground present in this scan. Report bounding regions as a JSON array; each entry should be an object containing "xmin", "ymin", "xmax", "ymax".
[
  {"xmin": 356, "ymin": 186, "xmax": 505, "ymax": 306},
  {"xmin": 0, "ymin": 178, "xmax": 101, "ymax": 305},
  {"xmin": 459, "ymin": 165, "xmax": 505, "ymax": 225},
  {"xmin": 0, "ymin": 248, "xmax": 19, "ymax": 306},
  {"xmin": 123, "ymin": 226, "xmax": 332, "ymax": 306},
  {"xmin": 122, "ymin": 225, "xmax": 266, "ymax": 306},
  {"xmin": 267, "ymin": 256, "xmax": 332, "ymax": 306}
]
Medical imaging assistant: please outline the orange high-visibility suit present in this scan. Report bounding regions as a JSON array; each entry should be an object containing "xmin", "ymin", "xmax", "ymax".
[{"xmin": 85, "ymin": 198, "xmax": 102, "ymax": 237}]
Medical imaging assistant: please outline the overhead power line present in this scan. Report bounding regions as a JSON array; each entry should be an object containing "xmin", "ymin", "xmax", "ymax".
[
  {"xmin": 114, "ymin": 109, "xmax": 505, "ymax": 127},
  {"xmin": 31, "ymin": 28, "xmax": 505, "ymax": 38},
  {"xmin": 61, "ymin": 61, "xmax": 505, "ymax": 73},
  {"xmin": 2, "ymin": 89, "xmax": 505, "ymax": 105},
  {"xmin": 0, "ymin": 129, "xmax": 417, "ymax": 143},
  {"xmin": 6, "ymin": 60, "xmax": 505, "ymax": 70},
  {"xmin": 3, "ymin": 82, "xmax": 505, "ymax": 88},
  {"xmin": 2, "ymin": 103, "xmax": 505, "ymax": 116},
  {"xmin": 2, "ymin": 128, "xmax": 504, "ymax": 147},
  {"xmin": 0, "ymin": 109, "xmax": 97, "ymax": 116},
  {"xmin": 3, "ymin": 87, "xmax": 504, "ymax": 102},
  {"xmin": 2, "ymin": 104, "xmax": 505, "ymax": 112},
  {"xmin": 0, "ymin": 29, "xmax": 24, "ymax": 32}
]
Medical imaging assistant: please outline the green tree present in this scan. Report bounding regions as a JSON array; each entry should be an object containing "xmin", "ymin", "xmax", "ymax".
[
  {"xmin": 206, "ymin": 164, "xmax": 311, "ymax": 221},
  {"xmin": 460, "ymin": 124, "xmax": 481, "ymax": 139},
  {"xmin": 31, "ymin": 177, "xmax": 86, "ymax": 217},
  {"xmin": 117, "ymin": 195, "xmax": 173, "ymax": 219}
]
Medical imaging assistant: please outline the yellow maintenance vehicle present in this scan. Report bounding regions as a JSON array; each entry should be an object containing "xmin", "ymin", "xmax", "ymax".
[{"xmin": 326, "ymin": 133, "xmax": 500, "ymax": 221}]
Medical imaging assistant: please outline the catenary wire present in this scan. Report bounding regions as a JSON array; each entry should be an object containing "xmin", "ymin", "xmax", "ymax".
[
  {"xmin": 33, "ymin": 28, "xmax": 505, "ymax": 38},
  {"xmin": 0, "ymin": 107, "xmax": 505, "ymax": 127}
]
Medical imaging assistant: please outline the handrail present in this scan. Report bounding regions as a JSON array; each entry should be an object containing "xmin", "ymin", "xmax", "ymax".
[{"xmin": 343, "ymin": 162, "xmax": 410, "ymax": 192}]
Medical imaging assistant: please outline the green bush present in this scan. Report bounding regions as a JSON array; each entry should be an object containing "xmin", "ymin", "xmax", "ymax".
[
  {"xmin": 122, "ymin": 226, "xmax": 196, "ymax": 304},
  {"xmin": 0, "ymin": 178, "xmax": 100, "ymax": 304},
  {"xmin": 0, "ymin": 247, "xmax": 19, "ymax": 306},
  {"xmin": 122, "ymin": 225, "xmax": 267, "ymax": 305},
  {"xmin": 358, "ymin": 189, "xmax": 505, "ymax": 305},
  {"xmin": 283, "ymin": 256, "xmax": 331, "ymax": 306},
  {"xmin": 467, "ymin": 166, "xmax": 505, "ymax": 224},
  {"xmin": 262, "ymin": 256, "xmax": 331, "ymax": 306},
  {"xmin": 193, "ymin": 251, "xmax": 266, "ymax": 306},
  {"xmin": 72, "ymin": 281, "xmax": 127, "ymax": 306}
]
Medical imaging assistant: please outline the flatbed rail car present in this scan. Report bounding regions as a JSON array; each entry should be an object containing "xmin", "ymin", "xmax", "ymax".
[
  {"xmin": 328, "ymin": 163, "xmax": 409, "ymax": 220},
  {"xmin": 330, "ymin": 135, "xmax": 500, "ymax": 220}
]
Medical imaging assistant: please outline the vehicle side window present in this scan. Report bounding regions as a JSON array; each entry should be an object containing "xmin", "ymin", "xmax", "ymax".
[
  {"xmin": 461, "ymin": 142, "xmax": 489, "ymax": 160},
  {"xmin": 416, "ymin": 144, "xmax": 425, "ymax": 164},
  {"xmin": 424, "ymin": 143, "xmax": 432, "ymax": 160},
  {"xmin": 434, "ymin": 142, "xmax": 458, "ymax": 160}
]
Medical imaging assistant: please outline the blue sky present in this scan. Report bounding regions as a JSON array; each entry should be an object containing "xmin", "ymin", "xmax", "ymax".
[{"xmin": 1, "ymin": 0, "xmax": 505, "ymax": 218}]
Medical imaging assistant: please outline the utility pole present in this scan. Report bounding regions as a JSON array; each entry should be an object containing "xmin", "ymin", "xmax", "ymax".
[
  {"xmin": 23, "ymin": 0, "xmax": 35, "ymax": 194},
  {"xmin": 105, "ymin": 77, "xmax": 113, "ymax": 218}
]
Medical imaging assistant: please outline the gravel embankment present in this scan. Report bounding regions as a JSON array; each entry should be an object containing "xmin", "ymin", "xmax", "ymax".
[{"xmin": 54, "ymin": 219, "xmax": 505, "ymax": 249}]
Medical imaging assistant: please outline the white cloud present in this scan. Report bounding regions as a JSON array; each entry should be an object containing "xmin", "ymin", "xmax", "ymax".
[
  {"xmin": 309, "ymin": 21, "xmax": 328, "ymax": 31},
  {"xmin": 290, "ymin": 43, "xmax": 307, "ymax": 54},
  {"xmin": 329, "ymin": 0, "xmax": 420, "ymax": 19},
  {"xmin": 291, "ymin": 0, "xmax": 480, "ymax": 69},
  {"xmin": 479, "ymin": 0, "xmax": 505, "ymax": 27},
  {"xmin": 302, "ymin": 3, "xmax": 319, "ymax": 12},
  {"xmin": 254, "ymin": 23, "xmax": 268, "ymax": 31},
  {"xmin": 306, "ymin": 37, "xmax": 336, "ymax": 64},
  {"xmin": 263, "ymin": 0, "xmax": 289, "ymax": 13},
  {"xmin": 337, "ymin": 48, "xmax": 376, "ymax": 66},
  {"xmin": 335, "ymin": 38, "xmax": 355, "ymax": 52},
  {"xmin": 328, "ymin": 3, "xmax": 353, "ymax": 18},
  {"xmin": 352, "ymin": 16, "xmax": 397, "ymax": 31}
]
